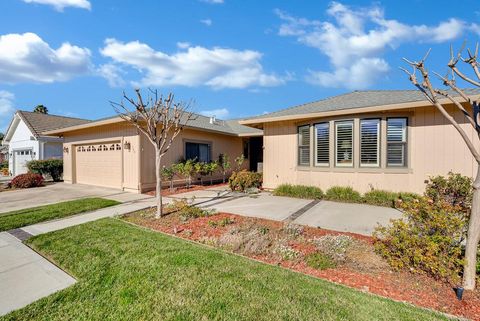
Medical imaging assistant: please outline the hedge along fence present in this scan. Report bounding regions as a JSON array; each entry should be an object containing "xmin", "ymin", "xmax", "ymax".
[
  {"xmin": 272, "ymin": 183, "xmax": 420, "ymax": 208},
  {"xmin": 27, "ymin": 159, "xmax": 63, "ymax": 182}
]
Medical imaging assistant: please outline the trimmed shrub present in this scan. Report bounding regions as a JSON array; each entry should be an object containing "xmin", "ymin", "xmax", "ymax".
[
  {"xmin": 363, "ymin": 189, "xmax": 399, "ymax": 207},
  {"xmin": 374, "ymin": 197, "xmax": 466, "ymax": 282},
  {"xmin": 165, "ymin": 200, "xmax": 214, "ymax": 220},
  {"xmin": 27, "ymin": 159, "xmax": 63, "ymax": 182},
  {"xmin": 228, "ymin": 170, "xmax": 262, "ymax": 192},
  {"xmin": 0, "ymin": 160, "xmax": 7, "ymax": 169},
  {"xmin": 273, "ymin": 184, "xmax": 323, "ymax": 200},
  {"xmin": 10, "ymin": 173, "xmax": 44, "ymax": 188},
  {"xmin": 305, "ymin": 252, "xmax": 336, "ymax": 270},
  {"xmin": 325, "ymin": 186, "xmax": 361, "ymax": 203},
  {"xmin": 425, "ymin": 172, "xmax": 472, "ymax": 213}
]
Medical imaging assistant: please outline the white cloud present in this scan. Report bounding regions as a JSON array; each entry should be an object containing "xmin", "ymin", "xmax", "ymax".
[
  {"xmin": 200, "ymin": 19, "xmax": 212, "ymax": 26},
  {"xmin": 276, "ymin": 2, "xmax": 471, "ymax": 89},
  {"xmin": 0, "ymin": 91, "xmax": 15, "ymax": 132},
  {"xmin": 22, "ymin": 0, "xmax": 91, "ymax": 11},
  {"xmin": 0, "ymin": 32, "xmax": 92, "ymax": 84},
  {"xmin": 100, "ymin": 38, "xmax": 285, "ymax": 89},
  {"xmin": 199, "ymin": 108, "xmax": 229, "ymax": 119},
  {"xmin": 176, "ymin": 41, "xmax": 191, "ymax": 49},
  {"xmin": 97, "ymin": 64, "xmax": 125, "ymax": 87},
  {"xmin": 200, "ymin": 0, "xmax": 224, "ymax": 4},
  {"xmin": 307, "ymin": 58, "xmax": 389, "ymax": 89}
]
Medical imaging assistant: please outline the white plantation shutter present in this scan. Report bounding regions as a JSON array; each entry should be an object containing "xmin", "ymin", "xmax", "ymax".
[
  {"xmin": 298, "ymin": 125, "xmax": 310, "ymax": 166},
  {"xmin": 360, "ymin": 119, "xmax": 380, "ymax": 167},
  {"xmin": 335, "ymin": 121, "xmax": 353, "ymax": 167},
  {"xmin": 387, "ymin": 118, "xmax": 407, "ymax": 167},
  {"xmin": 315, "ymin": 123, "xmax": 329, "ymax": 166}
]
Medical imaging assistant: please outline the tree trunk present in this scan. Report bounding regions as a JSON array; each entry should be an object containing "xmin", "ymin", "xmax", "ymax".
[
  {"xmin": 155, "ymin": 148, "xmax": 163, "ymax": 219},
  {"xmin": 463, "ymin": 164, "xmax": 480, "ymax": 289}
]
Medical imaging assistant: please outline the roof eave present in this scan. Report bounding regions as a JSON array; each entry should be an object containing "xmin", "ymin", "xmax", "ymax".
[{"xmin": 239, "ymin": 95, "xmax": 480, "ymax": 126}]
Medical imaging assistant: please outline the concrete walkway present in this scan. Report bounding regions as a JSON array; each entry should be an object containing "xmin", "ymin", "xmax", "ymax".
[
  {"xmin": 0, "ymin": 183, "xmax": 151, "ymax": 214},
  {"xmin": 0, "ymin": 195, "xmax": 156, "ymax": 316}
]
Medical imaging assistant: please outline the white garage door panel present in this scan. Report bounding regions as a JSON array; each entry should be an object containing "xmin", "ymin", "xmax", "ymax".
[
  {"xmin": 14, "ymin": 150, "xmax": 33, "ymax": 176},
  {"xmin": 75, "ymin": 142, "xmax": 122, "ymax": 189}
]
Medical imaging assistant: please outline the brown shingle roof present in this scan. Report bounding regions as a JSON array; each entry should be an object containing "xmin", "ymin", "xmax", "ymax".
[{"xmin": 18, "ymin": 111, "xmax": 90, "ymax": 137}]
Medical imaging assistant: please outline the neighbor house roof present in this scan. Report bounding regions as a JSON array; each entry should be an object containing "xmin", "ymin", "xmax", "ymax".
[
  {"xmin": 3, "ymin": 111, "xmax": 90, "ymax": 143},
  {"xmin": 43, "ymin": 111, "xmax": 262, "ymax": 137},
  {"xmin": 240, "ymin": 89, "xmax": 480, "ymax": 126}
]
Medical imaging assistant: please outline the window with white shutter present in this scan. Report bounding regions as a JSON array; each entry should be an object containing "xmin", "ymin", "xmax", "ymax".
[
  {"xmin": 335, "ymin": 121, "xmax": 353, "ymax": 167},
  {"xmin": 314, "ymin": 122, "xmax": 329, "ymax": 166},
  {"xmin": 360, "ymin": 119, "xmax": 380, "ymax": 167},
  {"xmin": 387, "ymin": 118, "xmax": 407, "ymax": 167},
  {"xmin": 298, "ymin": 125, "xmax": 310, "ymax": 166}
]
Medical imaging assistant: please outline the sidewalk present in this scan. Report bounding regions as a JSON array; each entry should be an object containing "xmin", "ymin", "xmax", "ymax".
[{"xmin": 0, "ymin": 196, "xmax": 156, "ymax": 317}]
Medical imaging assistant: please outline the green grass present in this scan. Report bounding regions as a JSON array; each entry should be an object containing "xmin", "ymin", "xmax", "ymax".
[
  {"xmin": 0, "ymin": 198, "xmax": 120, "ymax": 231},
  {"xmin": 1, "ymin": 218, "xmax": 453, "ymax": 321},
  {"xmin": 325, "ymin": 186, "xmax": 362, "ymax": 203},
  {"xmin": 273, "ymin": 183, "xmax": 324, "ymax": 199}
]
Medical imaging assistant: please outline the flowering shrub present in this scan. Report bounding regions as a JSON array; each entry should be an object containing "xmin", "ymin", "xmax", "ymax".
[
  {"xmin": 228, "ymin": 170, "xmax": 262, "ymax": 192},
  {"xmin": 10, "ymin": 173, "xmax": 44, "ymax": 188},
  {"xmin": 425, "ymin": 171, "xmax": 472, "ymax": 214},
  {"xmin": 313, "ymin": 235, "xmax": 353, "ymax": 263}
]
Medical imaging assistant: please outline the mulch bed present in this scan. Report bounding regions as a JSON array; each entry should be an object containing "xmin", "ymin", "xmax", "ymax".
[
  {"xmin": 123, "ymin": 210, "xmax": 480, "ymax": 320},
  {"xmin": 145, "ymin": 183, "xmax": 229, "ymax": 197}
]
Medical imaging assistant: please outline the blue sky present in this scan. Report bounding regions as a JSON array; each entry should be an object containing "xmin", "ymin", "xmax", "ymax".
[{"xmin": 0, "ymin": 0, "xmax": 479, "ymax": 131}]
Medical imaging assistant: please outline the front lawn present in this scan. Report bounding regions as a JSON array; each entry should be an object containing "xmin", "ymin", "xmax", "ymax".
[
  {"xmin": 0, "ymin": 198, "xmax": 120, "ymax": 231},
  {"xmin": 1, "ymin": 218, "xmax": 451, "ymax": 321}
]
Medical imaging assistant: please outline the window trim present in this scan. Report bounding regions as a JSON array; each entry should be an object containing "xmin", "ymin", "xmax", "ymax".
[
  {"xmin": 359, "ymin": 118, "xmax": 381, "ymax": 168},
  {"xmin": 297, "ymin": 125, "xmax": 311, "ymax": 166},
  {"xmin": 386, "ymin": 117, "xmax": 408, "ymax": 168},
  {"xmin": 314, "ymin": 122, "xmax": 330, "ymax": 167},
  {"xmin": 335, "ymin": 120, "xmax": 354, "ymax": 168}
]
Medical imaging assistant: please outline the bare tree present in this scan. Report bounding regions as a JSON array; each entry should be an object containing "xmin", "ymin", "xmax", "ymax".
[
  {"xmin": 401, "ymin": 43, "xmax": 480, "ymax": 289},
  {"xmin": 112, "ymin": 89, "xmax": 194, "ymax": 218}
]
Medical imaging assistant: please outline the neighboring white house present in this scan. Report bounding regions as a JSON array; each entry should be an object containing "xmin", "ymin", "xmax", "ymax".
[{"xmin": 2, "ymin": 111, "xmax": 90, "ymax": 176}]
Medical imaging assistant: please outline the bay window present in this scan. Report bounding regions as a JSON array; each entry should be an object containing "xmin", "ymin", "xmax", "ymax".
[
  {"xmin": 335, "ymin": 121, "xmax": 353, "ymax": 167},
  {"xmin": 387, "ymin": 118, "xmax": 408, "ymax": 167},
  {"xmin": 360, "ymin": 119, "xmax": 380, "ymax": 167},
  {"xmin": 298, "ymin": 125, "xmax": 310, "ymax": 166},
  {"xmin": 315, "ymin": 122, "xmax": 329, "ymax": 166}
]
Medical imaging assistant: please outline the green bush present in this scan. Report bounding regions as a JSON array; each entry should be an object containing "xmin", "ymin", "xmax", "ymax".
[
  {"xmin": 305, "ymin": 252, "xmax": 336, "ymax": 270},
  {"xmin": 0, "ymin": 160, "xmax": 7, "ymax": 169},
  {"xmin": 325, "ymin": 186, "xmax": 361, "ymax": 202},
  {"xmin": 10, "ymin": 173, "xmax": 44, "ymax": 188},
  {"xmin": 273, "ymin": 184, "xmax": 323, "ymax": 199},
  {"xmin": 374, "ymin": 197, "xmax": 466, "ymax": 282},
  {"xmin": 27, "ymin": 159, "xmax": 63, "ymax": 182},
  {"xmin": 425, "ymin": 172, "xmax": 472, "ymax": 213},
  {"xmin": 228, "ymin": 170, "xmax": 262, "ymax": 192},
  {"xmin": 165, "ymin": 200, "xmax": 214, "ymax": 220},
  {"xmin": 363, "ymin": 189, "xmax": 399, "ymax": 207}
]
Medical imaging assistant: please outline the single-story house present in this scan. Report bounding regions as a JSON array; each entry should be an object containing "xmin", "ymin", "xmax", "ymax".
[
  {"xmin": 43, "ymin": 114, "xmax": 263, "ymax": 193},
  {"xmin": 2, "ymin": 111, "xmax": 90, "ymax": 176},
  {"xmin": 240, "ymin": 89, "xmax": 480, "ymax": 194}
]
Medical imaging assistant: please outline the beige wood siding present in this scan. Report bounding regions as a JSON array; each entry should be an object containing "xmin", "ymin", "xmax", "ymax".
[
  {"xmin": 262, "ymin": 104, "xmax": 478, "ymax": 194},
  {"xmin": 62, "ymin": 122, "xmax": 140, "ymax": 191},
  {"xmin": 140, "ymin": 128, "xmax": 245, "ymax": 191}
]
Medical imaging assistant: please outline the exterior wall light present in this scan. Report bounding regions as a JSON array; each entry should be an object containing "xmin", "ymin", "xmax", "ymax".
[
  {"xmin": 124, "ymin": 141, "xmax": 131, "ymax": 150},
  {"xmin": 63, "ymin": 146, "xmax": 69, "ymax": 153}
]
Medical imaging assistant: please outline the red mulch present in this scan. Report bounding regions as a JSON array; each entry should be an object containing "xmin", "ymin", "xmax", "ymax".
[
  {"xmin": 145, "ymin": 183, "xmax": 229, "ymax": 197},
  {"xmin": 123, "ymin": 210, "xmax": 480, "ymax": 320}
]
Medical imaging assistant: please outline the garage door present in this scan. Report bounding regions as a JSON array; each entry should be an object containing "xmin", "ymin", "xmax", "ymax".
[
  {"xmin": 75, "ymin": 142, "xmax": 122, "ymax": 188},
  {"xmin": 14, "ymin": 149, "xmax": 33, "ymax": 175}
]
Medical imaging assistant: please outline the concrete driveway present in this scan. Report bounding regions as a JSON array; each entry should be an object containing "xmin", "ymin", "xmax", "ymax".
[{"xmin": 0, "ymin": 183, "xmax": 151, "ymax": 214}]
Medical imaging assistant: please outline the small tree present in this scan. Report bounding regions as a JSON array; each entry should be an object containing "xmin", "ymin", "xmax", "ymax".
[
  {"xmin": 219, "ymin": 154, "xmax": 231, "ymax": 183},
  {"xmin": 205, "ymin": 161, "xmax": 219, "ymax": 185},
  {"xmin": 234, "ymin": 154, "xmax": 245, "ymax": 172},
  {"xmin": 194, "ymin": 162, "xmax": 208, "ymax": 185},
  {"xmin": 401, "ymin": 43, "xmax": 480, "ymax": 289},
  {"xmin": 33, "ymin": 105, "xmax": 48, "ymax": 114},
  {"xmin": 112, "ymin": 89, "xmax": 193, "ymax": 218},
  {"xmin": 161, "ymin": 165, "xmax": 175, "ymax": 192}
]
